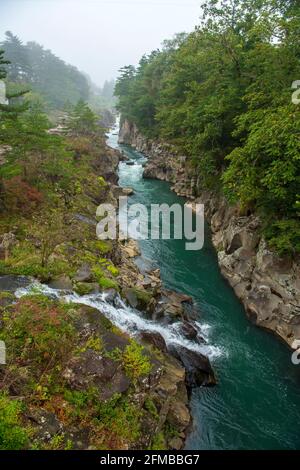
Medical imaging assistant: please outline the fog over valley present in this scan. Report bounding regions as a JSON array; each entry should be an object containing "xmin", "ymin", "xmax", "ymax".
[{"xmin": 0, "ymin": 0, "xmax": 201, "ymax": 86}]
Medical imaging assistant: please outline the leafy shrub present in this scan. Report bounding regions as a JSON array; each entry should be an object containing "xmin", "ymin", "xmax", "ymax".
[
  {"xmin": 264, "ymin": 219, "xmax": 300, "ymax": 256},
  {"xmin": 122, "ymin": 340, "xmax": 152, "ymax": 383},
  {"xmin": 3, "ymin": 176, "xmax": 43, "ymax": 214},
  {"xmin": 0, "ymin": 295, "xmax": 76, "ymax": 367},
  {"xmin": 0, "ymin": 393, "xmax": 29, "ymax": 450},
  {"xmin": 92, "ymin": 266, "xmax": 119, "ymax": 290}
]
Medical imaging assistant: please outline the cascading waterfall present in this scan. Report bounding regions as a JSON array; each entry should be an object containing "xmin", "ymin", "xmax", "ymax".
[{"xmin": 15, "ymin": 282, "xmax": 223, "ymax": 360}]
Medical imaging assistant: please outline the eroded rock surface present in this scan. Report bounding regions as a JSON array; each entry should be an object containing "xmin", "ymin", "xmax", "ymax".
[{"xmin": 119, "ymin": 119, "xmax": 300, "ymax": 347}]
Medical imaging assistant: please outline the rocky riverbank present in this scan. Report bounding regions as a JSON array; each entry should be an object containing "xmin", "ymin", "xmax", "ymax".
[
  {"xmin": 119, "ymin": 119, "xmax": 300, "ymax": 348},
  {"xmin": 0, "ymin": 130, "xmax": 216, "ymax": 450}
]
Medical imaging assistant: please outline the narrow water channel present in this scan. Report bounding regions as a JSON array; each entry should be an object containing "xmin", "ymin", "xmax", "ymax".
[{"xmin": 107, "ymin": 127, "xmax": 300, "ymax": 450}]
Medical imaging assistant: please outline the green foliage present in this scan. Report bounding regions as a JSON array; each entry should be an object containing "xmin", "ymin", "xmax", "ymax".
[
  {"xmin": 264, "ymin": 219, "xmax": 300, "ymax": 256},
  {"xmin": 99, "ymin": 258, "xmax": 119, "ymax": 277},
  {"xmin": 0, "ymin": 295, "xmax": 76, "ymax": 367},
  {"xmin": 144, "ymin": 397, "xmax": 158, "ymax": 418},
  {"xmin": 150, "ymin": 431, "xmax": 166, "ymax": 450},
  {"xmin": 1, "ymin": 31, "xmax": 89, "ymax": 109},
  {"xmin": 0, "ymin": 241, "xmax": 74, "ymax": 281},
  {"xmin": 91, "ymin": 265, "xmax": 119, "ymax": 290},
  {"xmin": 0, "ymin": 393, "xmax": 29, "ymax": 450},
  {"xmin": 98, "ymin": 277, "xmax": 119, "ymax": 290},
  {"xmin": 95, "ymin": 393, "xmax": 142, "ymax": 446},
  {"xmin": 79, "ymin": 335, "xmax": 103, "ymax": 353},
  {"xmin": 68, "ymin": 100, "xmax": 100, "ymax": 135},
  {"xmin": 115, "ymin": 0, "xmax": 300, "ymax": 254},
  {"xmin": 122, "ymin": 340, "xmax": 152, "ymax": 383}
]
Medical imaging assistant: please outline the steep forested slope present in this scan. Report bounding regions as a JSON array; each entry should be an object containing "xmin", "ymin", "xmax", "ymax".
[{"xmin": 115, "ymin": 0, "xmax": 300, "ymax": 256}]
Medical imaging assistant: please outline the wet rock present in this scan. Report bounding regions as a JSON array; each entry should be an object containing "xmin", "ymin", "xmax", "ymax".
[
  {"xmin": 73, "ymin": 282, "xmax": 99, "ymax": 296},
  {"xmin": 139, "ymin": 331, "xmax": 167, "ymax": 352},
  {"xmin": 123, "ymin": 287, "xmax": 153, "ymax": 312},
  {"xmin": 0, "ymin": 275, "xmax": 32, "ymax": 293},
  {"xmin": 112, "ymin": 186, "xmax": 134, "ymax": 198},
  {"xmin": 126, "ymin": 161, "xmax": 135, "ymax": 166},
  {"xmin": 180, "ymin": 321, "xmax": 198, "ymax": 340},
  {"xmin": 161, "ymin": 289, "xmax": 193, "ymax": 320},
  {"xmin": 122, "ymin": 187, "xmax": 134, "ymax": 196},
  {"xmin": 103, "ymin": 288, "xmax": 118, "ymax": 303},
  {"xmin": 168, "ymin": 344, "xmax": 216, "ymax": 388}
]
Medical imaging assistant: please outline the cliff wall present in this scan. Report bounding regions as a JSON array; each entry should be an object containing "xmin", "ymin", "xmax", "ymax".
[{"xmin": 119, "ymin": 119, "xmax": 300, "ymax": 348}]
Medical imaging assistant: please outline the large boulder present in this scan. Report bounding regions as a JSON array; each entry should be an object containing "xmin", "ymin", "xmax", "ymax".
[
  {"xmin": 168, "ymin": 344, "xmax": 216, "ymax": 388},
  {"xmin": 74, "ymin": 263, "xmax": 93, "ymax": 282},
  {"xmin": 0, "ymin": 275, "xmax": 32, "ymax": 292},
  {"xmin": 63, "ymin": 349, "xmax": 131, "ymax": 401},
  {"xmin": 49, "ymin": 275, "xmax": 73, "ymax": 291},
  {"xmin": 138, "ymin": 331, "xmax": 167, "ymax": 352},
  {"xmin": 123, "ymin": 287, "xmax": 154, "ymax": 312}
]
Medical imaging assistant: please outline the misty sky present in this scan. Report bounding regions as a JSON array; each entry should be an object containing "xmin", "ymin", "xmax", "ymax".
[{"xmin": 0, "ymin": 0, "xmax": 202, "ymax": 86}]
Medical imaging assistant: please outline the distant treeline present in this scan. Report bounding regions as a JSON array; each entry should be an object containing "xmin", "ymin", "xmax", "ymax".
[
  {"xmin": 1, "ymin": 31, "xmax": 116, "ymax": 111},
  {"xmin": 115, "ymin": 0, "xmax": 300, "ymax": 255}
]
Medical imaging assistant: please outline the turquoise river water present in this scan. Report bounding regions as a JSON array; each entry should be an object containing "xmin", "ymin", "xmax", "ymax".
[{"xmin": 107, "ymin": 128, "xmax": 300, "ymax": 450}]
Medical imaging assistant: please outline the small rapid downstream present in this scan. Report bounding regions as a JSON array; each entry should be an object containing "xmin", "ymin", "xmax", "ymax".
[{"xmin": 106, "ymin": 124, "xmax": 300, "ymax": 450}]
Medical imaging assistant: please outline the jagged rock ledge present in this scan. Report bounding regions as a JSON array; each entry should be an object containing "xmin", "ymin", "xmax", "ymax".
[
  {"xmin": 0, "ymin": 138, "xmax": 217, "ymax": 450},
  {"xmin": 119, "ymin": 119, "xmax": 300, "ymax": 348}
]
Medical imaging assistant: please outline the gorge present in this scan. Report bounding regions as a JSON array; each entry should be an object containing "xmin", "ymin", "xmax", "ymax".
[{"xmin": 110, "ymin": 120, "xmax": 300, "ymax": 450}]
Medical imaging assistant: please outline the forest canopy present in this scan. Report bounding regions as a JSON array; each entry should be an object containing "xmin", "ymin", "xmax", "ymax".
[{"xmin": 115, "ymin": 0, "xmax": 300, "ymax": 255}]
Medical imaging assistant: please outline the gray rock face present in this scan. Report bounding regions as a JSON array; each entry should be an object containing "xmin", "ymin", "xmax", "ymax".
[
  {"xmin": 119, "ymin": 119, "xmax": 300, "ymax": 348},
  {"xmin": 49, "ymin": 274, "xmax": 73, "ymax": 290},
  {"xmin": 74, "ymin": 263, "xmax": 93, "ymax": 282},
  {"xmin": 138, "ymin": 331, "xmax": 168, "ymax": 352},
  {"xmin": 0, "ymin": 275, "xmax": 32, "ymax": 292},
  {"xmin": 167, "ymin": 344, "xmax": 217, "ymax": 388}
]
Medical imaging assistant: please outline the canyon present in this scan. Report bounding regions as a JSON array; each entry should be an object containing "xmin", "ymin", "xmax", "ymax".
[{"xmin": 119, "ymin": 119, "xmax": 300, "ymax": 349}]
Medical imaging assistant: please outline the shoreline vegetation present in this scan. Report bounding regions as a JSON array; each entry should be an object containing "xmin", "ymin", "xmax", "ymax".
[
  {"xmin": 115, "ymin": 0, "xmax": 300, "ymax": 348},
  {"xmin": 115, "ymin": 0, "xmax": 300, "ymax": 258},
  {"xmin": 0, "ymin": 35, "xmax": 215, "ymax": 450}
]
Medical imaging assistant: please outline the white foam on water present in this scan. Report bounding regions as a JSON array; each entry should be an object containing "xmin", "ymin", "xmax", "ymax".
[{"xmin": 15, "ymin": 282, "xmax": 224, "ymax": 361}]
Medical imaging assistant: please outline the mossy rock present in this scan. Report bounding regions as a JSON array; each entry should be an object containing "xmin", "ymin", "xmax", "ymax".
[
  {"xmin": 74, "ymin": 282, "xmax": 98, "ymax": 296},
  {"xmin": 0, "ymin": 291, "xmax": 15, "ymax": 308},
  {"xmin": 123, "ymin": 287, "xmax": 153, "ymax": 311}
]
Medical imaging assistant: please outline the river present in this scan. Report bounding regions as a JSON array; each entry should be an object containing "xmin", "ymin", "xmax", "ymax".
[{"xmin": 107, "ymin": 125, "xmax": 300, "ymax": 450}]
